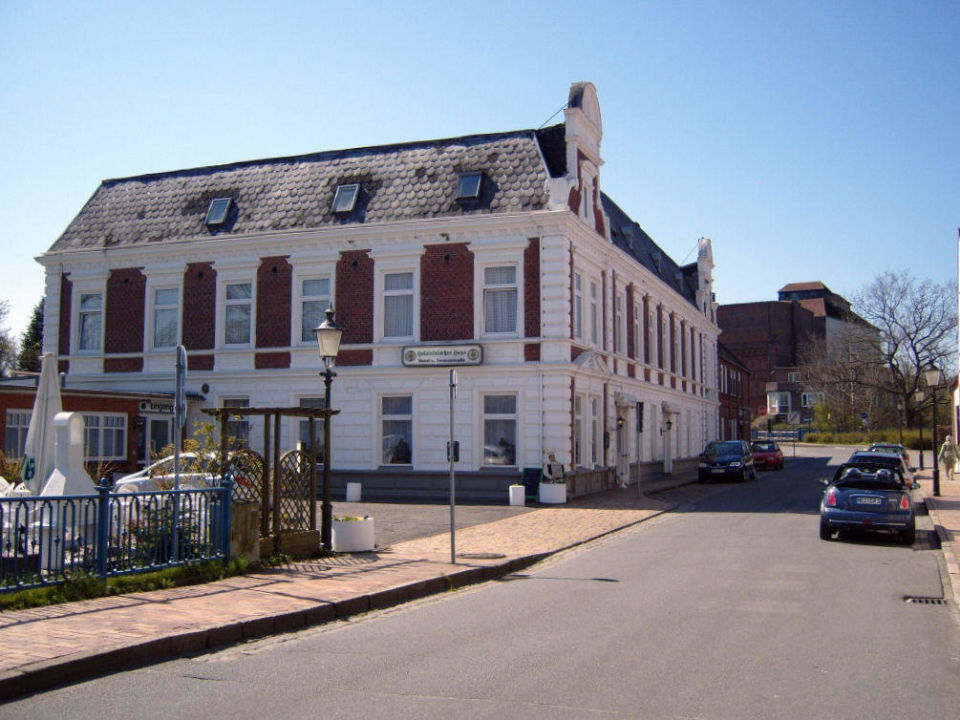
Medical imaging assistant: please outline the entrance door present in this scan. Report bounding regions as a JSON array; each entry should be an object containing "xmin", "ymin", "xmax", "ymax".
[{"xmin": 148, "ymin": 417, "xmax": 171, "ymax": 456}]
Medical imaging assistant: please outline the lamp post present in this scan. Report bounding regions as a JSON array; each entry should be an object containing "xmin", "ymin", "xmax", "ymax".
[
  {"xmin": 925, "ymin": 366, "xmax": 944, "ymax": 497},
  {"xmin": 915, "ymin": 390, "xmax": 925, "ymax": 471},
  {"xmin": 897, "ymin": 400, "xmax": 903, "ymax": 445},
  {"xmin": 314, "ymin": 307, "xmax": 343, "ymax": 550}
]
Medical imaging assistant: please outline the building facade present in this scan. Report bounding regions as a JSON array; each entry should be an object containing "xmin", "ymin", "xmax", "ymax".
[
  {"xmin": 38, "ymin": 83, "xmax": 721, "ymax": 500},
  {"xmin": 717, "ymin": 342, "xmax": 750, "ymax": 440}
]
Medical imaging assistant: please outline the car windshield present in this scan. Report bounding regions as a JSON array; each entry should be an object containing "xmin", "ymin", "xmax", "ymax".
[
  {"xmin": 751, "ymin": 442, "xmax": 776, "ymax": 452},
  {"xmin": 706, "ymin": 442, "xmax": 742, "ymax": 456},
  {"xmin": 849, "ymin": 453, "xmax": 899, "ymax": 466}
]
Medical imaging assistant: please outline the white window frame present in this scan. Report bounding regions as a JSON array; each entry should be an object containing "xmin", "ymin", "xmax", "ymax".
[
  {"xmin": 82, "ymin": 412, "xmax": 127, "ymax": 462},
  {"xmin": 297, "ymin": 276, "xmax": 332, "ymax": 345},
  {"xmin": 382, "ymin": 271, "xmax": 415, "ymax": 340},
  {"xmin": 648, "ymin": 308, "xmax": 657, "ymax": 367},
  {"xmin": 4, "ymin": 409, "xmax": 31, "ymax": 461},
  {"xmin": 222, "ymin": 280, "xmax": 254, "ymax": 347},
  {"xmin": 573, "ymin": 272, "xmax": 583, "ymax": 340},
  {"xmin": 481, "ymin": 393, "xmax": 518, "ymax": 467},
  {"xmin": 590, "ymin": 396, "xmax": 601, "ymax": 466},
  {"xmin": 482, "ymin": 264, "xmax": 519, "ymax": 336},
  {"xmin": 380, "ymin": 394, "xmax": 413, "ymax": 465},
  {"xmin": 574, "ymin": 394, "xmax": 584, "ymax": 467},
  {"xmin": 76, "ymin": 291, "xmax": 104, "ymax": 353},
  {"xmin": 618, "ymin": 293, "xmax": 628, "ymax": 355},
  {"xmin": 149, "ymin": 285, "xmax": 180, "ymax": 351},
  {"xmin": 222, "ymin": 397, "xmax": 250, "ymax": 447},
  {"xmin": 297, "ymin": 396, "xmax": 326, "ymax": 461},
  {"xmin": 590, "ymin": 280, "xmax": 599, "ymax": 345},
  {"xmin": 633, "ymin": 302, "xmax": 643, "ymax": 362},
  {"xmin": 768, "ymin": 392, "xmax": 791, "ymax": 414},
  {"xmin": 372, "ymin": 255, "xmax": 420, "ymax": 343},
  {"xmin": 801, "ymin": 392, "xmax": 824, "ymax": 408}
]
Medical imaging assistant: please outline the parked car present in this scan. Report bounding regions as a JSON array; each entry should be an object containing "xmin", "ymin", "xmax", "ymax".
[
  {"xmin": 820, "ymin": 464, "xmax": 915, "ymax": 543},
  {"xmin": 866, "ymin": 442, "xmax": 911, "ymax": 469},
  {"xmin": 114, "ymin": 453, "xmax": 218, "ymax": 492},
  {"xmin": 698, "ymin": 440, "xmax": 756, "ymax": 482},
  {"xmin": 847, "ymin": 450, "xmax": 915, "ymax": 487},
  {"xmin": 750, "ymin": 441, "xmax": 784, "ymax": 470}
]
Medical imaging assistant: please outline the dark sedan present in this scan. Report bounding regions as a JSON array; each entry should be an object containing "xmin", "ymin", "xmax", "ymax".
[
  {"xmin": 820, "ymin": 465, "xmax": 915, "ymax": 544},
  {"xmin": 698, "ymin": 440, "xmax": 756, "ymax": 482}
]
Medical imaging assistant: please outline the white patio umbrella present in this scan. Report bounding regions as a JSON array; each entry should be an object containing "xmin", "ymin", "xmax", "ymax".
[{"xmin": 20, "ymin": 353, "xmax": 63, "ymax": 494}]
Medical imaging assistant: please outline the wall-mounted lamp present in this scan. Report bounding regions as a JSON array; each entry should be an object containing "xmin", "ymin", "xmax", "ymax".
[{"xmin": 616, "ymin": 416, "xmax": 625, "ymax": 429}]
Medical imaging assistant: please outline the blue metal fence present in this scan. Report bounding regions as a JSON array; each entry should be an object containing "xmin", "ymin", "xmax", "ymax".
[{"xmin": 0, "ymin": 478, "xmax": 233, "ymax": 592}]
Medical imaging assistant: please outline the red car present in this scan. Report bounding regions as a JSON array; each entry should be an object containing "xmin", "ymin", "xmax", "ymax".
[{"xmin": 750, "ymin": 441, "xmax": 784, "ymax": 470}]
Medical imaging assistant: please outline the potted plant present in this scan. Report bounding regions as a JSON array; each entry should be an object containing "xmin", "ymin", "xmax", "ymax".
[
  {"xmin": 332, "ymin": 515, "xmax": 375, "ymax": 552},
  {"xmin": 538, "ymin": 453, "xmax": 567, "ymax": 504}
]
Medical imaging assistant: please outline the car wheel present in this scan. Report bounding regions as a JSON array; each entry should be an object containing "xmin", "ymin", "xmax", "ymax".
[
  {"xmin": 900, "ymin": 527, "xmax": 916, "ymax": 545},
  {"xmin": 820, "ymin": 521, "xmax": 833, "ymax": 540}
]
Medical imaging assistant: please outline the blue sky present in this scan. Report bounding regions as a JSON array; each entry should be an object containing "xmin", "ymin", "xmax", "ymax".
[{"xmin": 1, "ymin": 0, "xmax": 957, "ymax": 341}]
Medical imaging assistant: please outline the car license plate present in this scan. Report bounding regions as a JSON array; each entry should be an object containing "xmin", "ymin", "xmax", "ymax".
[
  {"xmin": 855, "ymin": 496, "xmax": 882, "ymax": 505},
  {"xmin": 711, "ymin": 469, "xmax": 724, "ymax": 473}
]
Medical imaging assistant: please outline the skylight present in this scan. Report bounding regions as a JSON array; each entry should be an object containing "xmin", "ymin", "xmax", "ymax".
[
  {"xmin": 332, "ymin": 183, "xmax": 360, "ymax": 213},
  {"xmin": 456, "ymin": 172, "xmax": 483, "ymax": 200},
  {"xmin": 205, "ymin": 197, "xmax": 232, "ymax": 227}
]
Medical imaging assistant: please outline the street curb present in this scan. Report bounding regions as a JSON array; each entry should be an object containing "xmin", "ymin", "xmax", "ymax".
[
  {"xmin": 924, "ymin": 498, "xmax": 960, "ymax": 607},
  {"xmin": 0, "ymin": 485, "xmax": 686, "ymax": 703}
]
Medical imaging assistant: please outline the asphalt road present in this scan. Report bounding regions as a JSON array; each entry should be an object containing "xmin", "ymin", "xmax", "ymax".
[{"xmin": 5, "ymin": 445, "xmax": 960, "ymax": 719}]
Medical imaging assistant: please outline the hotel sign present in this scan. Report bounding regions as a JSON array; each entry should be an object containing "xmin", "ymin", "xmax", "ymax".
[{"xmin": 402, "ymin": 344, "xmax": 483, "ymax": 367}]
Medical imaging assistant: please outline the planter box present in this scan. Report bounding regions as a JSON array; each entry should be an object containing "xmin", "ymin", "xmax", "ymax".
[
  {"xmin": 538, "ymin": 482, "xmax": 567, "ymax": 504},
  {"xmin": 508, "ymin": 485, "xmax": 525, "ymax": 506},
  {"xmin": 332, "ymin": 518, "xmax": 375, "ymax": 552},
  {"xmin": 345, "ymin": 482, "xmax": 362, "ymax": 502}
]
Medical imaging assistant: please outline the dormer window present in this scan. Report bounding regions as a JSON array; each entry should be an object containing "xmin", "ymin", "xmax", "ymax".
[
  {"xmin": 456, "ymin": 172, "xmax": 483, "ymax": 200},
  {"xmin": 332, "ymin": 183, "xmax": 360, "ymax": 213},
  {"xmin": 205, "ymin": 197, "xmax": 232, "ymax": 228}
]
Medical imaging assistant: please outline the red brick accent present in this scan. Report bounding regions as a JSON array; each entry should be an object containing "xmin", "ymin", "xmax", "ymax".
[
  {"xmin": 628, "ymin": 364, "xmax": 635, "ymax": 378},
  {"xmin": 189, "ymin": 354, "xmax": 215, "ymax": 371},
  {"xmin": 337, "ymin": 348, "xmax": 372, "ymax": 366},
  {"xmin": 256, "ymin": 256, "xmax": 291, "ymax": 348},
  {"xmin": 524, "ymin": 238, "xmax": 540, "ymax": 338},
  {"xmin": 571, "ymin": 346, "xmax": 585, "ymax": 362},
  {"xmin": 58, "ymin": 360, "xmax": 69, "ymax": 374},
  {"xmin": 182, "ymin": 262, "xmax": 216, "ymax": 350},
  {"xmin": 336, "ymin": 250, "xmax": 374, "ymax": 344},
  {"xmin": 524, "ymin": 343, "xmax": 540, "ymax": 361},
  {"xmin": 58, "ymin": 273, "xmax": 72, "ymax": 357},
  {"xmin": 104, "ymin": 357, "xmax": 144, "ymax": 373},
  {"xmin": 255, "ymin": 351, "xmax": 290, "ymax": 369},
  {"xmin": 105, "ymin": 268, "xmax": 146, "ymax": 353},
  {"xmin": 568, "ymin": 186, "xmax": 581, "ymax": 214},
  {"xmin": 420, "ymin": 243, "xmax": 473, "ymax": 341},
  {"xmin": 644, "ymin": 368, "xmax": 650, "ymax": 382}
]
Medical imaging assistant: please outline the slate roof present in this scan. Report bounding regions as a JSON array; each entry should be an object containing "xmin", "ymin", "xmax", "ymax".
[
  {"xmin": 48, "ymin": 128, "xmax": 558, "ymax": 253},
  {"xmin": 603, "ymin": 193, "xmax": 698, "ymax": 308}
]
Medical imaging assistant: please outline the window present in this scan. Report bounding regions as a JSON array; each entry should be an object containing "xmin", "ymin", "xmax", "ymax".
[
  {"xmin": 591, "ymin": 397, "xmax": 600, "ymax": 465},
  {"xmin": 802, "ymin": 392, "xmax": 824, "ymax": 408},
  {"xmin": 787, "ymin": 371, "xmax": 800, "ymax": 383},
  {"xmin": 224, "ymin": 282, "xmax": 252, "ymax": 345},
  {"xmin": 152, "ymin": 288, "xmax": 179, "ymax": 349},
  {"xmin": 648, "ymin": 309, "xmax": 656, "ymax": 365},
  {"xmin": 4, "ymin": 410, "xmax": 30, "ymax": 460},
  {"xmin": 332, "ymin": 183, "xmax": 360, "ymax": 213},
  {"xmin": 573, "ymin": 273, "xmax": 583, "ymax": 340},
  {"xmin": 590, "ymin": 281, "xmax": 599, "ymax": 344},
  {"xmin": 222, "ymin": 398, "xmax": 250, "ymax": 448},
  {"xmin": 768, "ymin": 392, "xmax": 791, "ymax": 414},
  {"xmin": 78, "ymin": 293, "xmax": 103, "ymax": 352},
  {"xmin": 381, "ymin": 396, "xmax": 412, "ymax": 465},
  {"xmin": 483, "ymin": 266, "xmax": 517, "ymax": 334},
  {"xmin": 205, "ymin": 197, "xmax": 232, "ymax": 227},
  {"xmin": 456, "ymin": 172, "xmax": 483, "ymax": 200},
  {"xmin": 82, "ymin": 413, "xmax": 127, "ymax": 461},
  {"xmin": 483, "ymin": 394, "xmax": 517, "ymax": 466},
  {"xmin": 614, "ymin": 293, "xmax": 624, "ymax": 354},
  {"xmin": 383, "ymin": 272, "xmax": 414, "ymax": 338},
  {"xmin": 574, "ymin": 395, "xmax": 583, "ymax": 466},
  {"xmin": 300, "ymin": 278, "xmax": 330, "ymax": 343},
  {"xmin": 633, "ymin": 303, "xmax": 643, "ymax": 362},
  {"xmin": 298, "ymin": 397, "xmax": 326, "ymax": 461}
]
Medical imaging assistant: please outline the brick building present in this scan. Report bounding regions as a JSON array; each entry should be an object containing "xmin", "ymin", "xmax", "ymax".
[
  {"xmin": 718, "ymin": 281, "xmax": 872, "ymax": 425},
  {"xmin": 717, "ymin": 342, "xmax": 750, "ymax": 440},
  {"xmin": 37, "ymin": 82, "xmax": 721, "ymax": 500}
]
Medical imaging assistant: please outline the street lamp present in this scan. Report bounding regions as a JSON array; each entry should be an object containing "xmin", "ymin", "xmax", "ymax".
[
  {"xmin": 925, "ymin": 366, "xmax": 944, "ymax": 497},
  {"xmin": 915, "ymin": 390, "xmax": 925, "ymax": 471},
  {"xmin": 314, "ymin": 307, "xmax": 343, "ymax": 550},
  {"xmin": 897, "ymin": 400, "xmax": 903, "ymax": 445}
]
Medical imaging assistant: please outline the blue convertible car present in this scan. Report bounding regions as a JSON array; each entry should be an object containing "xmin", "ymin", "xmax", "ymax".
[{"xmin": 820, "ymin": 464, "xmax": 915, "ymax": 544}]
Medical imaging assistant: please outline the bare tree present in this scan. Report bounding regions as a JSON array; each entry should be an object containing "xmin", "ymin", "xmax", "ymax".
[
  {"xmin": 0, "ymin": 301, "xmax": 16, "ymax": 377},
  {"xmin": 852, "ymin": 271, "xmax": 957, "ymax": 427}
]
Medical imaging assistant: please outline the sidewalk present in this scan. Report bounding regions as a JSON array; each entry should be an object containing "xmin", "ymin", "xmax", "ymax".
[
  {"xmin": 0, "ymin": 474, "xmax": 693, "ymax": 701},
  {"xmin": 914, "ymin": 467, "xmax": 960, "ymax": 608}
]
